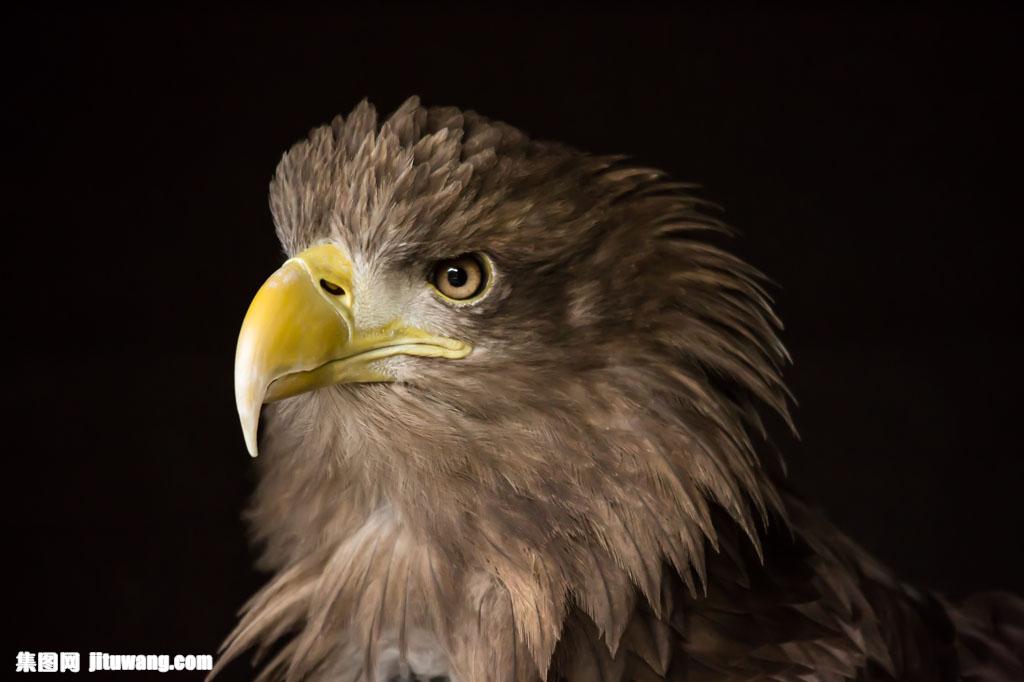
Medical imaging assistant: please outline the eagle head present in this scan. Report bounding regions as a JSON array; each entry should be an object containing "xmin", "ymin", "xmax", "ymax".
[{"xmin": 225, "ymin": 97, "xmax": 791, "ymax": 681}]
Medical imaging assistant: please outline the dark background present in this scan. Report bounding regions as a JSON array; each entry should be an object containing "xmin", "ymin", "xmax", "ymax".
[{"xmin": 5, "ymin": 6, "xmax": 1022, "ymax": 679}]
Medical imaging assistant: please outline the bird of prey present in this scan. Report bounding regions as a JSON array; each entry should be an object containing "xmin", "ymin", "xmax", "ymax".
[{"xmin": 218, "ymin": 97, "xmax": 1023, "ymax": 681}]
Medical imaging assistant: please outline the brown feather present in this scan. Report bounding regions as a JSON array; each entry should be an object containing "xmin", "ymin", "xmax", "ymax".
[{"xmin": 214, "ymin": 97, "xmax": 1024, "ymax": 681}]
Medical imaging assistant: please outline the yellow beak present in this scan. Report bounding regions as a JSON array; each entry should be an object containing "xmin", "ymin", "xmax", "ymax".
[{"xmin": 234, "ymin": 243, "xmax": 471, "ymax": 456}]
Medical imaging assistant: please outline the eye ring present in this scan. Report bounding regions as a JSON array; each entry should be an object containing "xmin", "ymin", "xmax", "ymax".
[{"xmin": 430, "ymin": 253, "xmax": 491, "ymax": 304}]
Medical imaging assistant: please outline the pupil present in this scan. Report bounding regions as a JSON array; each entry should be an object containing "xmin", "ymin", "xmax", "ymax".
[{"xmin": 446, "ymin": 266, "xmax": 468, "ymax": 288}]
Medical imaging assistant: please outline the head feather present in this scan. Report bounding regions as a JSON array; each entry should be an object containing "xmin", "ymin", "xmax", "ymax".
[{"xmin": 218, "ymin": 96, "xmax": 794, "ymax": 681}]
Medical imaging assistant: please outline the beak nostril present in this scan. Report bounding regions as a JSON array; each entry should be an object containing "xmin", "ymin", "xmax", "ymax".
[{"xmin": 319, "ymin": 279, "xmax": 345, "ymax": 296}]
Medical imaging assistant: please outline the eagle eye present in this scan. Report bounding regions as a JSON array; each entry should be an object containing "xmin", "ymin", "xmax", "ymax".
[{"xmin": 431, "ymin": 253, "xmax": 489, "ymax": 302}]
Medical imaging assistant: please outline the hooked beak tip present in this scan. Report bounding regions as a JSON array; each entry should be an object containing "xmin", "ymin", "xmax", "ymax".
[{"xmin": 236, "ymin": 387, "xmax": 264, "ymax": 458}]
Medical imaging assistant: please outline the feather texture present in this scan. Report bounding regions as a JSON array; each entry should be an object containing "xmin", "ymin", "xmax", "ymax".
[{"xmin": 214, "ymin": 98, "xmax": 1024, "ymax": 681}]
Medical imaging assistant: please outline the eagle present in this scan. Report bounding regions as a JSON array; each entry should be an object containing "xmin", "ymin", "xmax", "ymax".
[{"xmin": 216, "ymin": 97, "xmax": 1023, "ymax": 681}]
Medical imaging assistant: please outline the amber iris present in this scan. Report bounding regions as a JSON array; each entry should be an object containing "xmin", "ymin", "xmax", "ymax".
[{"xmin": 432, "ymin": 254, "xmax": 487, "ymax": 300}]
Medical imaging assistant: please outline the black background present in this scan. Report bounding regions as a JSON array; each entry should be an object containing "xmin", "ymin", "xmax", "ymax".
[{"xmin": 5, "ymin": 7, "xmax": 1023, "ymax": 679}]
